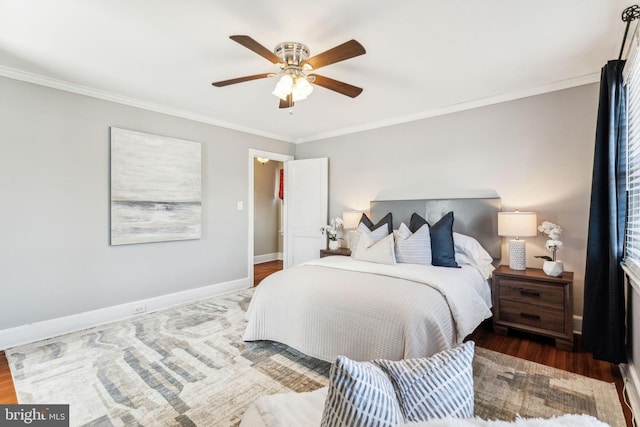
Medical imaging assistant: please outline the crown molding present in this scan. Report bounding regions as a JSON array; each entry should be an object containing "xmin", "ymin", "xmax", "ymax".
[
  {"xmin": 0, "ymin": 65, "xmax": 293, "ymax": 143},
  {"xmin": 0, "ymin": 65, "xmax": 599, "ymax": 145},
  {"xmin": 292, "ymin": 72, "xmax": 601, "ymax": 144}
]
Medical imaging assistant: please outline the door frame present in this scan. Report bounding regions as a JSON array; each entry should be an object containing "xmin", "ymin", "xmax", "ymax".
[{"xmin": 248, "ymin": 149, "xmax": 294, "ymax": 287}]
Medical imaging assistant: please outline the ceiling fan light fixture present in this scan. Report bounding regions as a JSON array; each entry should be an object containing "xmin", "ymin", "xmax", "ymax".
[
  {"xmin": 212, "ymin": 36, "xmax": 365, "ymax": 109},
  {"xmin": 272, "ymin": 74, "xmax": 293, "ymax": 100},
  {"xmin": 292, "ymin": 76, "xmax": 313, "ymax": 101}
]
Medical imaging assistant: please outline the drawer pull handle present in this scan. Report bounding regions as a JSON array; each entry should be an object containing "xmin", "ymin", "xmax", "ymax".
[
  {"xmin": 520, "ymin": 289, "xmax": 540, "ymax": 297},
  {"xmin": 520, "ymin": 312, "xmax": 541, "ymax": 320}
]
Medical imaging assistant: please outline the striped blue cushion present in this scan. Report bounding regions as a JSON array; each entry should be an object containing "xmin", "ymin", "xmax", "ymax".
[
  {"xmin": 320, "ymin": 355, "xmax": 403, "ymax": 427},
  {"xmin": 375, "ymin": 341, "xmax": 475, "ymax": 422}
]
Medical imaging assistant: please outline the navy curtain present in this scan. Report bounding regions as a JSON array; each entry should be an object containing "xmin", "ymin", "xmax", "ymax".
[{"xmin": 582, "ymin": 60, "xmax": 627, "ymax": 364}]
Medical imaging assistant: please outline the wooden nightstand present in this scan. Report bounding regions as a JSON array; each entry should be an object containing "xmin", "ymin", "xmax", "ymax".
[
  {"xmin": 492, "ymin": 265, "xmax": 574, "ymax": 351},
  {"xmin": 320, "ymin": 248, "xmax": 351, "ymax": 258}
]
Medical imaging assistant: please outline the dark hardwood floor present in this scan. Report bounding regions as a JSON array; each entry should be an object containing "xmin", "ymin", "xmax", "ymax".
[
  {"xmin": 0, "ymin": 350, "xmax": 17, "ymax": 404},
  {"xmin": 254, "ymin": 259, "xmax": 282, "ymax": 286},
  {"xmin": 0, "ymin": 259, "xmax": 633, "ymax": 427}
]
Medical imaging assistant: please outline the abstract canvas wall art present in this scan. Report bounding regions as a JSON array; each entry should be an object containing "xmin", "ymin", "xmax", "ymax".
[{"xmin": 110, "ymin": 127, "xmax": 202, "ymax": 245}]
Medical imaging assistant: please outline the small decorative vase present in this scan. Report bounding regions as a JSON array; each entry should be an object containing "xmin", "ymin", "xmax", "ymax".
[
  {"xmin": 543, "ymin": 260, "xmax": 564, "ymax": 277},
  {"xmin": 328, "ymin": 240, "xmax": 340, "ymax": 250}
]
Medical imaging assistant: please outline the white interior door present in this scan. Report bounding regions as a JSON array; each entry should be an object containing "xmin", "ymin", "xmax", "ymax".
[{"xmin": 285, "ymin": 158, "xmax": 328, "ymax": 267}]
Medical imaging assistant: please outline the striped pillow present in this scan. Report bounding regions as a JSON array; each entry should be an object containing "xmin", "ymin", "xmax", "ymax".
[
  {"xmin": 375, "ymin": 341, "xmax": 475, "ymax": 422},
  {"xmin": 395, "ymin": 223, "xmax": 431, "ymax": 264},
  {"xmin": 320, "ymin": 355, "xmax": 403, "ymax": 427},
  {"xmin": 350, "ymin": 222, "xmax": 390, "ymax": 255},
  {"xmin": 409, "ymin": 212, "xmax": 459, "ymax": 268}
]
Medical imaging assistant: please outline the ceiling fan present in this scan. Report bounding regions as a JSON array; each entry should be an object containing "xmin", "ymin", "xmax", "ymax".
[{"xmin": 211, "ymin": 35, "xmax": 366, "ymax": 109}]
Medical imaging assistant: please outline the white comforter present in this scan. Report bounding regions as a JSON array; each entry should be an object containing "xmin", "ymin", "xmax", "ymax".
[{"xmin": 243, "ymin": 256, "xmax": 492, "ymax": 362}]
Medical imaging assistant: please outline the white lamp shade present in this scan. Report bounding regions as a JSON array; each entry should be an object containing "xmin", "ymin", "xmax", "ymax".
[
  {"xmin": 272, "ymin": 74, "xmax": 293, "ymax": 100},
  {"xmin": 342, "ymin": 211, "xmax": 362, "ymax": 230},
  {"xmin": 498, "ymin": 212, "xmax": 537, "ymax": 237},
  {"xmin": 292, "ymin": 77, "xmax": 313, "ymax": 101}
]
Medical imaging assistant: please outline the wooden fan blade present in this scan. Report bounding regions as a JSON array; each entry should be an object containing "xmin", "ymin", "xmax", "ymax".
[
  {"xmin": 230, "ymin": 35, "xmax": 284, "ymax": 65},
  {"xmin": 279, "ymin": 94, "xmax": 294, "ymax": 109},
  {"xmin": 212, "ymin": 73, "xmax": 272, "ymax": 87},
  {"xmin": 310, "ymin": 74, "xmax": 363, "ymax": 98},
  {"xmin": 302, "ymin": 39, "xmax": 365, "ymax": 70}
]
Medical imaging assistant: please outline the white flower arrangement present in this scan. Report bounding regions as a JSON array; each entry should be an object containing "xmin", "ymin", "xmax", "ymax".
[
  {"xmin": 536, "ymin": 221, "xmax": 564, "ymax": 262},
  {"xmin": 322, "ymin": 217, "xmax": 343, "ymax": 241}
]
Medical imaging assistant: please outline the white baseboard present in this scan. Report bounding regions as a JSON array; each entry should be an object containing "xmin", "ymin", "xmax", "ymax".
[
  {"xmin": 621, "ymin": 362, "xmax": 640, "ymax": 425},
  {"xmin": 573, "ymin": 315, "xmax": 583, "ymax": 335},
  {"xmin": 0, "ymin": 277, "xmax": 250, "ymax": 350},
  {"xmin": 254, "ymin": 252, "xmax": 283, "ymax": 264}
]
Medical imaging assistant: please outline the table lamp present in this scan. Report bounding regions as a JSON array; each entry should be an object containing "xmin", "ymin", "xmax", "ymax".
[
  {"xmin": 342, "ymin": 210, "xmax": 362, "ymax": 249},
  {"xmin": 498, "ymin": 211, "xmax": 537, "ymax": 270}
]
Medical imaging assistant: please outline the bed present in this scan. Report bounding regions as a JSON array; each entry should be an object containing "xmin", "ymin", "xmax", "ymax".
[{"xmin": 243, "ymin": 197, "xmax": 501, "ymax": 363}]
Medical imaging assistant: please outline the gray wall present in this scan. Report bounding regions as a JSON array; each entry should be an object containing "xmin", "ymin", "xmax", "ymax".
[
  {"xmin": 296, "ymin": 84, "xmax": 599, "ymax": 320},
  {"xmin": 0, "ymin": 75, "xmax": 599, "ymax": 331},
  {"xmin": 0, "ymin": 76, "xmax": 294, "ymax": 330},
  {"xmin": 253, "ymin": 159, "xmax": 283, "ymax": 257}
]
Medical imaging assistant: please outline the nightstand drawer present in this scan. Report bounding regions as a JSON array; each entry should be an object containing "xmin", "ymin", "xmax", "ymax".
[
  {"xmin": 497, "ymin": 279, "xmax": 564, "ymax": 310},
  {"xmin": 499, "ymin": 300, "xmax": 565, "ymax": 333},
  {"xmin": 492, "ymin": 266, "xmax": 573, "ymax": 350}
]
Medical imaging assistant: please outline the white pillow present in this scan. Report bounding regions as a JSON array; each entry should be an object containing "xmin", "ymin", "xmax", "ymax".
[
  {"xmin": 395, "ymin": 223, "xmax": 431, "ymax": 265},
  {"xmin": 353, "ymin": 232, "xmax": 396, "ymax": 265},
  {"xmin": 453, "ymin": 232, "xmax": 493, "ymax": 267},
  {"xmin": 351, "ymin": 222, "xmax": 390, "ymax": 256}
]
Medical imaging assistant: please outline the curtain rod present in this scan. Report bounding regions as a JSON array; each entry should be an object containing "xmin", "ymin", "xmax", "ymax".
[{"xmin": 619, "ymin": 5, "xmax": 640, "ymax": 60}]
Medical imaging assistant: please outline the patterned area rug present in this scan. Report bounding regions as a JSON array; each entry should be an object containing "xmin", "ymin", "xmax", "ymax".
[
  {"xmin": 473, "ymin": 348, "xmax": 625, "ymax": 427},
  {"xmin": 7, "ymin": 288, "xmax": 626, "ymax": 427}
]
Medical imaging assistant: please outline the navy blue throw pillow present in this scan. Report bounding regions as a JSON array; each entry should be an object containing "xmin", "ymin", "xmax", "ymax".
[
  {"xmin": 409, "ymin": 212, "xmax": 428, "ymax": 233},
  {"xmin": 360, "ymin": 212, "xmax": 393, "ymax": 235},
  {"xmin": 409, "ymin": 212, "xmax": 459, "ymax": 268}
]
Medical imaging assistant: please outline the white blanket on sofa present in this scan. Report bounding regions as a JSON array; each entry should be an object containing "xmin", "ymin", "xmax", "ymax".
[
  {"xmin": 240, "ymin": 387, "xmax": 610, "ymax": 427},
  {"xmin": 405, "ymin": 416, "xmax": 610, "ymax": 427}
]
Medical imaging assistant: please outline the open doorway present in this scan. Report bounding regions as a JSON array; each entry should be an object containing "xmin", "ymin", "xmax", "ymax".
[
  {"xmin": 253, "ymin": 157, "xmax": 283, "ymax": 285},
  {"xmin": 247, "ymin": 149, "xmax": 293, "ymax": 287}
]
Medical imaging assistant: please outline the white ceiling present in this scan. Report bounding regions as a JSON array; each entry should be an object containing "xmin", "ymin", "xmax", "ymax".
[{"xmin": 0, "ymin": 0, "xmax": 631, "ymax": 143}]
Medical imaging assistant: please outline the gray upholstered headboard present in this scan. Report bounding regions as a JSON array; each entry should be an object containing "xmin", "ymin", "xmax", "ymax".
[{"xmin": 369, "ymin": 197, "xmax": 502, "ymax": 259}]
